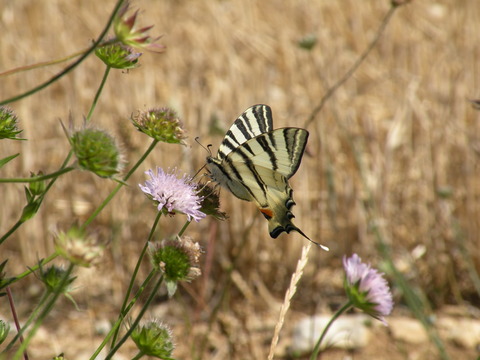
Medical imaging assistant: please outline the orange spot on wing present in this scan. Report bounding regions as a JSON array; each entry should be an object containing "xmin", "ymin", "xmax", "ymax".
[{"xmin": 260, "ymin": 208, "xmax": 273, "ymax": 220}]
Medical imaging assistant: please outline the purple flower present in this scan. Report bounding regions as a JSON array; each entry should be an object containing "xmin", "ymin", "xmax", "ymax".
[
  {"xmin": 139, "ymin": 167, "xmax": 206, "ymax": 222},
  {"xmin": 343, "ymin": 253, "xmax": 394, "ymax": 325}
]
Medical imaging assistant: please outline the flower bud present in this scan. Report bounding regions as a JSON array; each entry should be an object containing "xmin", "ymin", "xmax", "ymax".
[
  {"xmin": 39, "ymin": 265, "xmax": 76, "ymax": 294},
  {"xmin": 130, "ymin": 319, "xmax": 175, "ymax": 359},
  {"xmin": 132, "ymin": 108, "xmax": 186, "ymax": 144},
  {"xmin": 149, "ymin": 236, "xmax": 202, "ymax": 297},
  {"xmin": 95, "ymin": 43, "xmax": 141, "ymax": 69},
  {"xmin": 0, "ymin": 106, "xmax": 23, "ymax": 140},
  {"xmin": 70, "ymin": 128, "xmax": 122, "ymax": 178}
]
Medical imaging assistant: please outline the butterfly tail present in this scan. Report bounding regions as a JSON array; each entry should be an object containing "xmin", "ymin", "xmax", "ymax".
[
  {"xmin": 259, "ymin": 196, "xmax": 308, "ymax": 239},
  {"xmin": 261, "ymin": 200, "xmax": 329, "ymax": 251}
]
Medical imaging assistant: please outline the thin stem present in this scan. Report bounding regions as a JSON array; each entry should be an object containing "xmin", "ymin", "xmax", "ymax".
[
  {"xmin": 0, "ymin": 47, "xmax": 89, "ymax": 79},
  {"xmin": 89, "ymin": 270, "xmax": 156, "ymax": 360},
  {"xmin": 0, "ymin": 220, "xmax": 23, "ymax": 247},
  {"xmin": 178, "ymin": 220, "xmax": 191, "ymax": 237},
  {"xmin": 4, "ymin": 291, "xmax": 51, "ymax": 354},
  {"xmin": 0, "ymin": 167, "xmax": 75, "ymax": 183},
  {"xmin": 0, "ymin": 253, "xmax": 59, "ymax": 289},
  {"xmin": 131, "ymin": 352, "xmax": 144, "ymax": 360},
  {"xmin": 0, "ymin": 148, "xmax": 73, "ymax": 244},
  {"xmin": 0, "ymin": 0, "xmax": 126, "ymax": 105},
  {"xmin": 304, "ymin": 5, "xmax": 398, "ymax": 129},
  {"xmin": 12, "ymin": 263, "xmax": 75, "ymax": 360},
  {"xmin": 86, "ymin": 66, "xmax": 111, "ymax": 122},
  {"xmin": 110, "ymin": 211, "xmax": 162, "ymax": 347},
  {"xmin": 309, "ymin": 301, "xmax": 353, "ymax": 360},
  {"xmin": 81, "ymin": 139, "xmax": 158, "ymax": 229},
  {"xmin": 5, "ymin": 287, "xmax": 30, "ymax": 359},
  {"xmin": 105, "ymin": 275, "xmax": 164, "ymax": 359}
]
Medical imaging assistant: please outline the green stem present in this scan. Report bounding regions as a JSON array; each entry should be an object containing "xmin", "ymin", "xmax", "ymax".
[
  {"xmin": 0, "ymin": 148, "xmax": 73, "ymax": 245},
  {"xmin": 131, "ymin": 352, "xmax": 144, "ymax": 360},
  {"xmin": 309, "ymin": 301, "xmax": 353, "ymax": 360},
  {"xmin": 110, "ymin": 211, "xmax": 162, "ymax": 347},
  {"xmin": 4, "ymin": 291, "xmax": 51, "ymax": 353},
  {"xmin": 81, "ymin": 139, "xmax": 158, "ymax": 230},
  {"xmin": 86, "ymin": 66, "xmax": 111, "ymax": 122},
  {"xmin": 105, "ymin": 275, "xmax": 164, "ymax": 360},
  {"xmin": 12, "ymin": 263, "xmax": 75, "ymax": 360},
  {"xmin": 0, "ymin": 167, "xmax": 75, "ymax": 183},
  {"xmin": 89, "ymin": 270, "xmax": 156, "ymax": 360},
  {"xmin": 0, "ymin": 0, "xmax": 126, "ymax": 105},
  {"xmin": 178, "ymin": 220, "xmax": 191, "ymax": 237},
  {"xmin": 0, "ymin": 220, "xmax": 23, "ymax": 247},
  {"xmin": 0, "ymin": 253, "xmax": 59, "ymax": 289}
]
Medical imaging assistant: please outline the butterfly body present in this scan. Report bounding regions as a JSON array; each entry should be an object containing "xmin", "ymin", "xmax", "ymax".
[{"xmin": 206, "ymin": 104, "xmax": 310, "ymax": 239}]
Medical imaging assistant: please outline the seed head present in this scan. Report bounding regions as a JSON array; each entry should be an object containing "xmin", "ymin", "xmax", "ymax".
[
  {"xmin": 131, "ymin": 108, "xmax": 186, "ymax": 144},
  {"xmin": 55, "ymin": 227, "xmax": 104, "ymax": 267},
  {"xmin": 70, "ymin": 127, "xmax": 122, "ymax": 178}
]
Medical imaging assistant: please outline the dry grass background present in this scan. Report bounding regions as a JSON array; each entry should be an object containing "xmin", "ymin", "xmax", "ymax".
[{"xmin": 1, "ymin": 0, "xmax": 479, "ymax": 358}]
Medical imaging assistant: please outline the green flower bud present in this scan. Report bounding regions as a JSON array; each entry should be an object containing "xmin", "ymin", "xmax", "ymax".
[
  {"xmin": 95, "ymin": 42, "xmax": 141, "ymax": 69},
  {"xmin": 29, "ymin": 171, "xmax": 46, "ymax": 196},
  {"xmin": 0, "ymin": 106, "xmax": 23, "ymax": 140},
  {"xmin": 39, "ymin": 265, "xmax": 76, "ymax": 294},
  {"xmin": 130, "ymin": 319, "xmax": 175, "ymax": 359},
  {"xmin": 70, "ymin": 128, "xmax": 122, "ymax": 178},
  {"xmin": 132, "ymin": 108, "xmax": 186, "ymax": 144},
  {"xmin": 20, "ymin": 199, "xmax": 41, "ymax": 222}
]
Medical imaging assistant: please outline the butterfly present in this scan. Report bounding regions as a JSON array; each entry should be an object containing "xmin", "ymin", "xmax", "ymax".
[{"xmin": 206, "ymin": 104, "xmax": 327, "ymax": 249}]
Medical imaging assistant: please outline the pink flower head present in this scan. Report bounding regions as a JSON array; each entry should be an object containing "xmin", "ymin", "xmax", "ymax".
[
  {"xmin": 343, "ymin": 253, "xmax": 394, "ymax": 325},
  {"xmin": 114, "ymin": 2, "xmax": 165, "ymax": 53},
  {"xmin": 139, "ymin": 167, "xmax": 206, "ymax": 222}
]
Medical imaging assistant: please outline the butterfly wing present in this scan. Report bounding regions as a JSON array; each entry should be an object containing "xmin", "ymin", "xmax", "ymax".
[
  {"xmin": 207, "ymin": 127, "xmax": 310, "ymax": 239},
  {"xmin": 217, "ymin": 104, "xmax": 273, "ymax": 159}
]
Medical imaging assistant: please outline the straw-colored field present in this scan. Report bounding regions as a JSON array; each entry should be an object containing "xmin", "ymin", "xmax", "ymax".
[{"xmin": 1, "ymin": 0, "xmax": 479, "ymax": 359}]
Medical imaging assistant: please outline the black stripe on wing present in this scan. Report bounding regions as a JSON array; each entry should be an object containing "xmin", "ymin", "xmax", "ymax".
[
  {"xmin": 282, "ymin": 128, "xmax": 309, "ymax": 179},
  {"xmin": 224, "ymin": 147, "xmax": 269, "ymax": 205},
  {"xmin": 218, "ymin": 104, "xmax": 273, "ymax": 158}
]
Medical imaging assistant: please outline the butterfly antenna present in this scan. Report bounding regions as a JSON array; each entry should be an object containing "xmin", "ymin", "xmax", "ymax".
[{"xmin": 195, "ymin": 136, "xmax": 213, "ymax": 156}]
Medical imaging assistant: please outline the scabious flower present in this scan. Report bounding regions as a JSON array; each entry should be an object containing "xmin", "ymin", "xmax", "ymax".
[
  {"xmin": 55, "ymin": 227, "xmax": 104, "ymax": 267},
  {"xmin": 113, "ymin": 2, "xmax": 165, "ymax": 53},
  {"xmin": 149, "ymin": 236, "xmax": 202, "ymax": 297},
  {"xmin": 95, "ymin": 42, "xmax": 142, "ymax": 69},
  {"xmin": 0, "ymin": 106, "xmax": 23, "ymax": 140},
  {"xmin": 131, "ymin": 108, "xmax": 186, "ymax": 144},
  {"xmin": 139, "ymin": 167, "xmax": 206, "ymax": 222},
  {"xmin": 131, "ymin": 319, "xmax": 175, "ymax": 359},
  {"xmin": 70, "ymin": 127, "xmax": 122, "ymax": 178},
  {"xmin": 343, "ymin": 253, "xmax": 393, "ymax": 325}
]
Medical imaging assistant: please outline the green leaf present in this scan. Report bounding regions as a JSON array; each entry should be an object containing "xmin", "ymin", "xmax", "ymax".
[{"xmin": 0, "ymin": 153, "xmax": 19, "ymax": 168}]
